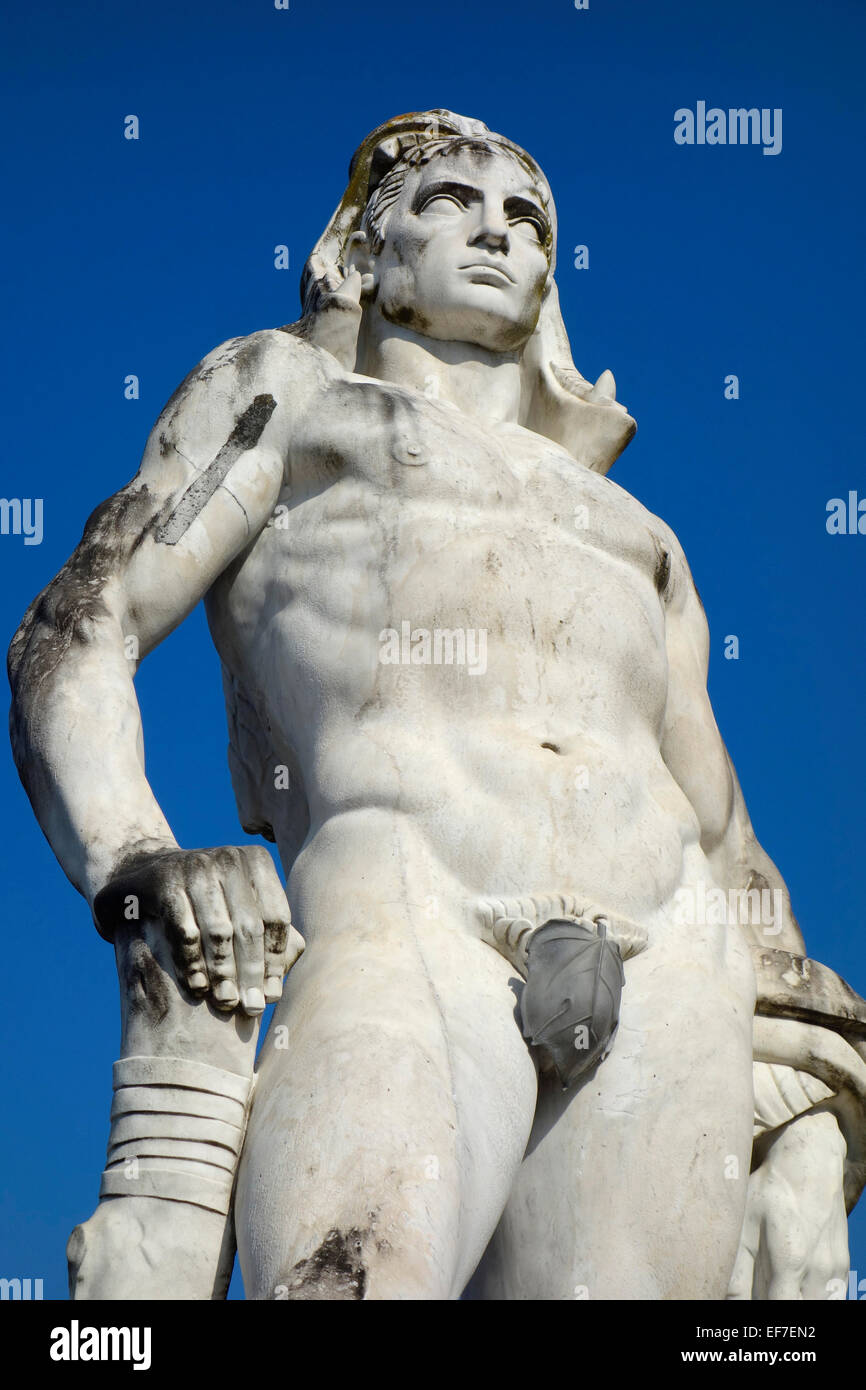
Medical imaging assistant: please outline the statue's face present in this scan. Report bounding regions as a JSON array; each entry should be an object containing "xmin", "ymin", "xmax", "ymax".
[{"xmin": 365, "ymin": 148, "xmax": 552, "ymax": 353}]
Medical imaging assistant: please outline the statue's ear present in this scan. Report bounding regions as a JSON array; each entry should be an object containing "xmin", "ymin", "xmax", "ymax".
[{"xmin": 520, "ymin": 280, "xmax": 637, "ymax": 475}]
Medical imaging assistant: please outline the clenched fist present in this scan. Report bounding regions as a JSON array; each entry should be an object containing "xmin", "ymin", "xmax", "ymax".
[{"xmin": 93, "ymin": 843, "xmax": 304, "ymax": 1016}]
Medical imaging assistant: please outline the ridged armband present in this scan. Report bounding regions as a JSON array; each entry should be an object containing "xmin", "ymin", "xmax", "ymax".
[{"xmin": 98, "ymin": 1055, "xmax": 253, "ymax": 1216}]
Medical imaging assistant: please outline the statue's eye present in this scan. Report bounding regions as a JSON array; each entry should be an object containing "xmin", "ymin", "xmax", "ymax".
[
  {"xmin": 418, "ymin": 193, "xmax": 467, "ymax": 216},
  {"xmin": 509, "ymin": 216, "xmax": 545, "ymax": 245}
]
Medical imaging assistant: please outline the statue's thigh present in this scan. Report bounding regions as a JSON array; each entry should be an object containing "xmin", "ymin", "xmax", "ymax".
[
  {"xmin": 470, "ymin": 925, "xmax": 756, "ymax": 1300},
  {"xmin": 234, "ymin": 911, "xmax": 537, "ymax": 1300}
]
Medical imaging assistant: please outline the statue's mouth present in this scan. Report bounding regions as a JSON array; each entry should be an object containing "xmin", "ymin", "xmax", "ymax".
[{"xmin": 459, "ymin": 261, "xmax": 516, "ymax": 284}]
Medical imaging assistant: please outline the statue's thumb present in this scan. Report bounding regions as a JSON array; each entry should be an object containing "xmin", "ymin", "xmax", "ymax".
[{"xmin": 307, "ymin": 277, "xmax": 363, "ymax": 370}]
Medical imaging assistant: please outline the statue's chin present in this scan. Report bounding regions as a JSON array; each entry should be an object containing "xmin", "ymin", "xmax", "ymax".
[{"xmin": 377, "ymin": 295, "xmax": 537, "ymax": 357}]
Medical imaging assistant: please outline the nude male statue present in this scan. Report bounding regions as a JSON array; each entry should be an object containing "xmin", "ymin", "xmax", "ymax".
[{"xmin": 9, "ymin": 110, "xmax": 866, "ymax": 1301}]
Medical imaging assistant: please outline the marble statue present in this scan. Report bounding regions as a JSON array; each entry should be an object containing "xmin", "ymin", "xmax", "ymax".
[{"xmin": 9, "ymin": 109, "xmax": 866, "ymax": 1301}]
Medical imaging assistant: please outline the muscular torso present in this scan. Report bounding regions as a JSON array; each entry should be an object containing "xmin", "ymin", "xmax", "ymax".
[{"xmin": 205, "ymin": 339, "xmax": 729, "ymax": 927}]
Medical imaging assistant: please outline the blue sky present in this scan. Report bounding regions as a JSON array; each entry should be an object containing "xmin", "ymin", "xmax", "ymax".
[{"xmin": 1, "ymin": 0, "xmax": 864, "ymax": 1299}]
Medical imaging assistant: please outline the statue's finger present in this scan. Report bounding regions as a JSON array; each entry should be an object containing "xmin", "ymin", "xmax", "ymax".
[
  {"xmin": 246, "ymin": 853, "xmax": 296, "ymax": 993},
  {"xmin": 187, "ymin": 875, "xmax": 239, "ymax": 1011},
  {"xmin": 163, "ymin": 893, "xmax": 209, "ymax": 994},
  {"xmin": 221, "ymin": 872, "xmax": 265, "ymax": 1016}
]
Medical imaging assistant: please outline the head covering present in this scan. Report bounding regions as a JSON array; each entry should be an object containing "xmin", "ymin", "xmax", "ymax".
[{"xmin": 297, "ymin": 108, "xmax": 635, "ymax": 474}]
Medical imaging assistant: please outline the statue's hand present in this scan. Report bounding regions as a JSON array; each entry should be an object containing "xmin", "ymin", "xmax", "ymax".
[
  {"xmin": 93, "ymin": 844, "xmax": 304, "ymax": 1017},
  {"xmin": 307, "ymin": 265, "xmax": 365, "ymax": 370}
]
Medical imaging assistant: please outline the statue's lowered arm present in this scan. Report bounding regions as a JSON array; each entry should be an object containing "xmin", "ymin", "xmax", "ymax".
[
  {"xmin": 7, "ymin": 334, "xmax": 304, "ymax": 1298},
  {"xmin": 658, "ymin": 536, "xmax": 866, "ymax": 1297}
]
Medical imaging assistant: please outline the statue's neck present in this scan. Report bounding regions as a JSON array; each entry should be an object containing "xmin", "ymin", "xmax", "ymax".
[{"xmin": 355, "ymin": 318, "xmax": 523, "ymax": 428}]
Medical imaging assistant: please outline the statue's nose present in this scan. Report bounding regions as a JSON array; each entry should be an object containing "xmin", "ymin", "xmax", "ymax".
[{"xmin": 468, "ymin": 200, "xmax": 510, "ymax": 253}]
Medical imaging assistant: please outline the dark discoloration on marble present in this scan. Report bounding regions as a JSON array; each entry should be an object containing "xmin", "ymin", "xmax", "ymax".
[
  {"xmin": 652, "ymin": 535, "xmax": 672, "ymax": 595},
  {"xmin": 7, "ymin": 484, "xmax": 166, "ymax": 783},
  {"xmin": 280, "ymin": 1227, "xmax": 368, "ymax": 1300},
  {"xmin": 120, "ymin": 935, "xmax": 172, "ymax": 1028},
  {"xmin": 279, "ymin": 316, "xmax": 314, "ymax": 340},
  {"xmin": 156, "ymin": 395, "xmax": 277, "ymax": 545}
]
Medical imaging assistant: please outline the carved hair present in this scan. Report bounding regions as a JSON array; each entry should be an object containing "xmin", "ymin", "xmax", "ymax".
[{"xmin": 359, "ymin": 134, "xmax": 553, "ymax": 260}]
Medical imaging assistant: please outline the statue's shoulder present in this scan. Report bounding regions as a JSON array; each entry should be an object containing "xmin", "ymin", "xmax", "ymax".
[
  {"xmin": 155, "ymin": 325, "xmax": 341, "ymax": 449},
  {"xmin": 202, "ymin": 323, "xmax": 342, "ymax": 396}
]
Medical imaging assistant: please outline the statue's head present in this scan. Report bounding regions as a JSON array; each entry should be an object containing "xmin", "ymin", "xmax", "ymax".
[
  {"xmin": 349, "ymin": 128, "xmax": 554, "ymax": 352},
  {"xmin": 302, "ymin": 112, "xmax": 554, "ymax": 327},
  {"xmin": 300, "ymin": 110, "xmax": 636, "ymax": 474}
]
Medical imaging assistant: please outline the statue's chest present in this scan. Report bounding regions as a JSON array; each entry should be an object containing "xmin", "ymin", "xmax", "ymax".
[
  {"xmin": 277, "ymin": 376, "xmax": 670, "ymax": 598},
  {"xmin": 289, "ymin": 377, "xmax": 522, "ymax": 515}
]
